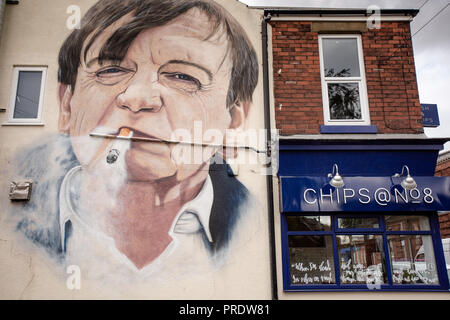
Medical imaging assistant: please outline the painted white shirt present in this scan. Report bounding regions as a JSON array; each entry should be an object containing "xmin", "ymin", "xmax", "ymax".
[{"xmin": 59, "ymin": 165, "xmax": 217, "ymax": 285}]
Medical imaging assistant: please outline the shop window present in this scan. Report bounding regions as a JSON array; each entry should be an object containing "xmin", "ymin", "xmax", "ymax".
[
  {"xmin": 387, "ymin": 235, "xmax": 438, "ymax": 285},
  {"xmin": 289, "ymin": 235, "xmax": 336, "ymax": 285},
  {"xmin": 318, "ymin": 35, "xmax": 370, "ymax": 126},
  {"xmin": 282, "ymin": 214, "xmax": 449, "ymax": 291},
  {"xmin": 6, "ymin": 67, "xmax": 47, "ymax": 125},
  {"xmin": 337, "ymin": 235, "xmax": 388, "ymax": 285}
]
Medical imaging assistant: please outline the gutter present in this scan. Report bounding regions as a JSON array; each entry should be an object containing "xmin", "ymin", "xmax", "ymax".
[{"xmin": 261, "ymin": 13, "xmax": 278, "ymax": 301}]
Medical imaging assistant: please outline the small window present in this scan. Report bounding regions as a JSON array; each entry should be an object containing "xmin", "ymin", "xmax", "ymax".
[
  {"xmin": 287, "ymin": 215, "xmax": 331, "ymax": 231},
  {"xmin": 385, "ymin": 215, "xmax": 430, "ymax": 232},
  {"xmin": 319, "ymin": 35, "xmax": 370, "ymax": 125},
  {"xmin": 7, "ymin": 67, "xmax": 47, "ymax": 124},
  {"xmin": 337, "ymin": 217, "xmax": 380, "ymax": 230}
]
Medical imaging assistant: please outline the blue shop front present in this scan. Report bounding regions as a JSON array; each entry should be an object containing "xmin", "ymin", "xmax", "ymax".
[{"xmin": 278, "ymin": 137, "xmax": 450, "ymax": 292}]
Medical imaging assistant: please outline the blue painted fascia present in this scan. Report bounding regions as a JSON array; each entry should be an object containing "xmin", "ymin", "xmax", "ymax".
[
  {"xmin": 277, "ymin": 137, "xmax": 449, "ymax": 177},
  {"xmin": 320, "ymin": 125, "xmax": 378, "ymax": 134}
]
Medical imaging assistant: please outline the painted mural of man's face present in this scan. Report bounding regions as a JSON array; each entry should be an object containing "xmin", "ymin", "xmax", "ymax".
[{"xmin": 58, "ymin": 8, "xmax": 246, "ymax": 183}]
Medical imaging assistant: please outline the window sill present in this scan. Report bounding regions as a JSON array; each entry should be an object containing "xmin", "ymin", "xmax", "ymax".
[
  {"xmin": 283, "ymin": 286, "xmax": 450, "ymax": 292},
  {"xmin": 320, "ymin": 125, "xmax": 378, "ymax": 134},
  {"xmin": 2, "ymin": 122, "xmax": 45, "ymax": 126}
]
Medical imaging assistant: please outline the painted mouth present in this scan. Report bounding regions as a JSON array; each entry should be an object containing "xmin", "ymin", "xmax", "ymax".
[{"xmin": 114, "ymin": 127, "xmax": 166, "ymax": 143}]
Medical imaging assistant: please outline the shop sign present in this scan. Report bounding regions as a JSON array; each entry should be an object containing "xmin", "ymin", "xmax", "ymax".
[{"xmin": 280, "ymin": 176, "xmax": 450, "ymax": 212}]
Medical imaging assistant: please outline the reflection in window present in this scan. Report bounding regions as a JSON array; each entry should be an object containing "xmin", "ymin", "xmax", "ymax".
[
  {"xmin": 385, "ymin": 215, "xmax": 430, "ymax": 231},
  {"xmin": 287, "ymin": 216, "xmax": 331, "ymax": 231},
  {"xmin": 13, "ymin": 71, "xmax": 43, "ymax": 119},
  {"xmin": 322, "ymin": 38, "xmax": 361, "ymax": 77},
  {"xmin": 388, "ymin": 235, "xmax": 438, "ymax": 285},
  {"xmin": 338, "ymin": 217, "xmax": 379, "ymax": 229},
  {"xmin": 289, "ymin": 235, "xmax": 336, "ymax": 285},
  {"xmin": 328, "ymin": 83, "xmax": 362, "ymax": 120},
  {"xmin": 337, "ymin": 235, "xmax": 387, "ymax": 285}
]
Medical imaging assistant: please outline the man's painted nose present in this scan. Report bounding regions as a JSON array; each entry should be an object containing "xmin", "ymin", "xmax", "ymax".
[{"xmin": 117, "ymin": 76, "xmax": 162, "ymax": 113}]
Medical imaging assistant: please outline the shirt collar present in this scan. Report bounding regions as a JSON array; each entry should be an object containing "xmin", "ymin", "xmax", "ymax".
[
  {"xmin": 170, "ymin": 174, "xmax": 214, "ymax": 243},
  {"xmin": 59, "ymin": 166, "xmax": 215, "ymax": 253}
]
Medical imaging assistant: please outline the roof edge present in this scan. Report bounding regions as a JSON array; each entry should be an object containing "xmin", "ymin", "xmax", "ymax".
[
  {"xmin": 278, "ymin": 134, "xmax": 450, "ymax": 146},
  {"xmin": 437, "ymin": 149, "xmax": 450, "ymax": 165},
  {"xmin": 257, "ymin": 8, "xmax": 419, "ymax": 17}
]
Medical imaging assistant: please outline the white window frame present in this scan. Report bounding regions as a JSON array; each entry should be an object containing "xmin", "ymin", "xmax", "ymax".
[
  {"xmin": 6, "ymin": 66, "xmax": 47, "ymax": 125},
  {"xmin": 318, "ymin": 34, "xmax": 370, "ymax": 125}
]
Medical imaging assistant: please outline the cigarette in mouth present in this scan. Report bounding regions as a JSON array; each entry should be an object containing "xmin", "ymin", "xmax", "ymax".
[{"xmin": 106, "ymin": 128, "xmax": 133, "ymax": 164}]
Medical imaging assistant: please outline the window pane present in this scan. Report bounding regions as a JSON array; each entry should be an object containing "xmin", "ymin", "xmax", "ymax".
[
  {"xmin": 385, "ymin": 215, "xmax": 431, "ymax": 231},
  {"xmin": 328, "ymin": 83, "xmax": 362, "ymax": 120},
  {"xmin": 338, "ymin": 217, "xmax": 379, "ymax": 229},
  {"xmin": 388, "ymin": 235, "xmax": 439, "ymax": 285},
  {"xmin": 442, "ymin": 238, "xmax": 450, "ymax": 284},
  {"xmin": 287, "ymin": 216, "xmax": 331, "ymax": 231},
  {"xmin": 289, "ymin": 235, "xmax": 336, "ymax": 285},
  {"xmin": 322, "ymin": 38, "xmax": 361, "ymax": 77},
  {"xmin": 337, "ymin": 235, "xmax": 388, "ymax": 285},
  {"xmin": 13, "ymin": 71, "xmax": 42, "ymax": 119}
]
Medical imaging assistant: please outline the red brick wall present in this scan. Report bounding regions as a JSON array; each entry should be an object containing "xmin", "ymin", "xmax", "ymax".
[
  {"xmin": 439, "ymin": 214, "xmax": 450, "ymax": 239},
  {"xmin": 435, "ymin": 160, "xmax": 450, "ymax": 177},
  {"xmin": 436, "ymin": 156, "xmax": 450, "ymax": 238},
  {"xmin": 271, "ymin": 21, "xmax": 424, "ymax": 135}
]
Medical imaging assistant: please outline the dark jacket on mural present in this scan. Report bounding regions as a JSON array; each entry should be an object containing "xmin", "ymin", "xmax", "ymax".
[{"xmin": 11, "ymin": 134, "xmax": 250, "ymax": 262}]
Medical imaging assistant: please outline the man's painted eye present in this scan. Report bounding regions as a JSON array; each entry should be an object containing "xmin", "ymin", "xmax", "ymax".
[
  {"xmin": 96, "ymin": 67, "xmax": 126, "ymax": 76},
  {"xmin": 94, "ymin": 66, "xmax": 133, "ymax": 85},
  {"xmin": 101, "ymin": 68, "xmax": 121, "ymax": 74},
  {"xmin": 164, "ymin": 72, "xmax": 200, "ymax": 85},
  {"xmin": 160, "ymin": 72, "xmax": 201, "ymax": 92},
  {"xmin": 158, "ymin": 62, "xmax": 211, "ymax": 94},
  {"xmin": 174, "ymin": 73, "xmax": 194, "ymax": 81}
]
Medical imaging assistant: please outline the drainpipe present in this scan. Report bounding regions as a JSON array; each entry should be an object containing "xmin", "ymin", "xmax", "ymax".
[
  {"xmin": 0, "ymin": 0, "xmax": 5, "ymax": 43},
  {"xmin": 262, "ymin": 13, "xmax": 278, "ymax": 300}
]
